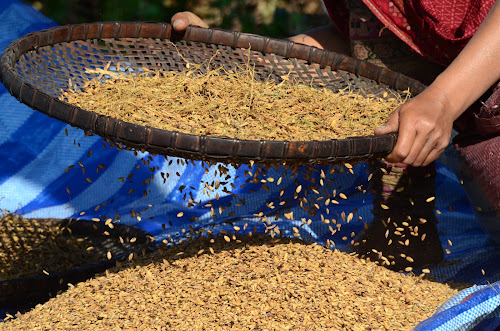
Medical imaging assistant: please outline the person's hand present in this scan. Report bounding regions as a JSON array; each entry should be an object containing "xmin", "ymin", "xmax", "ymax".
[
  {"xmin": 171, "ymin": 11, "xmax": 208, "ymax": 33},
  {"xmin": 374, "ymin": 86, "xmax": 456, "ymax": 167}
]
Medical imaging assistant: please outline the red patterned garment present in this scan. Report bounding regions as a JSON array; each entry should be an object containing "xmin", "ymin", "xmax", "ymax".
[
  {"xmin": 323, "ymin": 0, "xmax": 500, "ymax": 214},
  {"xmin": 323, "ymin": 0, "xmax": 495, "ymax": 66}
]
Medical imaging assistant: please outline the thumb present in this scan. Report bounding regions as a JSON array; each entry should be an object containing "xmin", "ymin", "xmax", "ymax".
[
  {"xmin": 374, "ymin": 108, "xmax": 400, "ymax": 135},
  {"xmin": 172, "ymin": 12, "xmax": 208, "ymax": 32},
  {"xmin": 172, "ymin": 13, "xmax": 189, "ymax": 32}
]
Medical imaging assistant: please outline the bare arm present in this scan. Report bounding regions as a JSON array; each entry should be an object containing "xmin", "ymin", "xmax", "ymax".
[
  {"xmin": 376, "ymin": 2, "xmax": 500, "ymax": 166},
  {"xmin": 433, "ymin": 1, "xmax": 500, "ymax": 119}
]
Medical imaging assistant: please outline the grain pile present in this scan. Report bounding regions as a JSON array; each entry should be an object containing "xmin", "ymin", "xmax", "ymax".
[
  {"xmin": 0, "ymin": 213, "xmax": 100, "ymax": 280},
  {"xmin": 61, "ymin": 60, "xmax": 405, "ymax": 141},
  {"xmin": 2, "ymin": 233, "xmax": 457, "ymax": 330}
]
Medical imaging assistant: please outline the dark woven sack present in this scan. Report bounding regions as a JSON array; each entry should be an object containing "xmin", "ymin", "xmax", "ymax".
[{"xmin": 454, "ymin": 83, "xmax": 500, "ymax": 215}]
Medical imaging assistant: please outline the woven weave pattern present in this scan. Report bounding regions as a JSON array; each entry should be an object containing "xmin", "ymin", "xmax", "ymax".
[
  {"xmin": 1, "ymin": 22, "xmax": 427, "ymax": 164},
  {"xmin": 15, "ymin": 39, "xmax": 402, "ymax": 98}
]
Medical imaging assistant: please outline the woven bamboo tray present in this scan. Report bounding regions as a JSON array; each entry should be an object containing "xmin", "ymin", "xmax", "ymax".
[
  {"xmin": 0, "ymin": 219, "xmax": 154, "ymax": 307},
  {"xmin": 0, "ymin": 22, "xmax": 427, "ymax": 164}
]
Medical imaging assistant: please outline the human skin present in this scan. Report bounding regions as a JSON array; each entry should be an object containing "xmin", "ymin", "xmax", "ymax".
[
  {"xmin": 171, "ymin": 11, "xmax": 350, "ymax": 54},
  {"xmin": 171, "ymin": 5, "xmax": 500, "ymax": 167},
  {"xmin": 375, "ymin": 1, "xmax": 500, "ymax": 166}
]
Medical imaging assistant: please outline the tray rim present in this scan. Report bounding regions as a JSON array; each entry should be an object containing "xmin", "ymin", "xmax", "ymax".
[{"xmin": 0, "ymin": 21, "xmax": 427, "ymax": 165}]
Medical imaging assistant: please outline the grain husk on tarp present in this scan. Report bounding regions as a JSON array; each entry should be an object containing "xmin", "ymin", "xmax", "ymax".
[{"xmin": 1, "ymin": 234, "xmax": 457, "ymax": 330}]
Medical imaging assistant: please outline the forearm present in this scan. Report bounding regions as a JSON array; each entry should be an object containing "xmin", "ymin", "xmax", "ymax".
[
  {"xmin": 288, "ymin": 24, "xmax": 350, "ymax": 54},
  {"xmin": 429, "ymin": 1, "xmax": 500, "ymax": 120}
]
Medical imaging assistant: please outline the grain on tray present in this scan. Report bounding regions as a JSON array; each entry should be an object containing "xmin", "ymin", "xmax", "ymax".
[{"xmin": 61, "ymin": 59, "xmax": 406, "ymax": 141}]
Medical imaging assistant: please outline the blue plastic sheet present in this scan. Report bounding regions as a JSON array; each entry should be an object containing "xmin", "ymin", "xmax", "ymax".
[{"xmin": 0, "ymin": 1, "xmax": 499, "ymax": 329}]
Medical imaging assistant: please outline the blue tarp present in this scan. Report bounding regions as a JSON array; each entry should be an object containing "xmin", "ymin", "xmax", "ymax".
[{"xmin": 0, "ymin": 1, "xmax": 499, "ymax": 329}]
